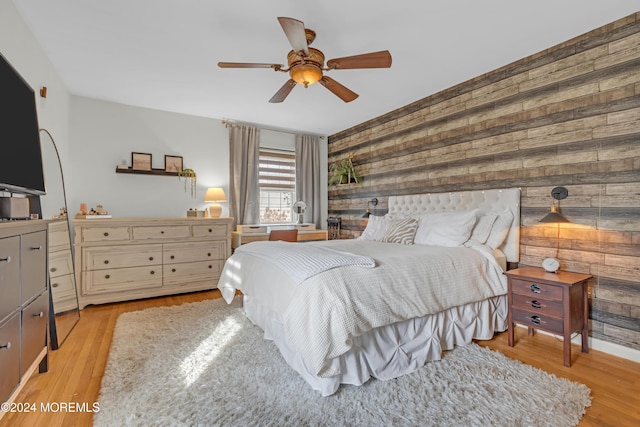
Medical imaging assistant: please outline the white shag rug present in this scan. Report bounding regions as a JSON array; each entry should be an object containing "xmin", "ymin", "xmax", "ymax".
[{"xmin": 95, "ymin": 298, "xmax": 591, "ymax": 427}]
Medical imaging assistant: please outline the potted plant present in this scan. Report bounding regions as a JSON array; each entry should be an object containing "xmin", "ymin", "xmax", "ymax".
[
  {"xmin": 328, "ymin": 154, "xmax": 362, "ymax": 185},
  {"xmin": 178, "ymin": 168, "xmax": 197, "ymax": 198}
]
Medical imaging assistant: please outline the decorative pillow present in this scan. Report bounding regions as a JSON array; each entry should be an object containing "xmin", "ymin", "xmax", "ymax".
[
  {"xmin": 485, "ymin": 209, "xmax": 514, "ymax": 250},
  {"xmin": 413, "ymin": 209, "xmax": 478, "ymax": 247},
  {"xmin": 466, "ymin": 212, "xmax": 499, "ymax": 245},
  {"xmin": 359, "ymin": 215, "xmax": 391, "ymax": 241},
  {"xmin": 381, "ymin": 217, "xmax": 419, "ymax": 245}
]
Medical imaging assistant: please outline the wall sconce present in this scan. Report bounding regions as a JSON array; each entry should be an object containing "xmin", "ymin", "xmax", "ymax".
[
  {"xmin": 361, "ymin": 197, "xmax": 378, "ymax": 218},
  {"xmin": 204, "ymin": 187, "xmax": 227, "ymax": 218},
  {"xmin": 539, "ymin": 186, "xmax": 570, "ymax": 273}
]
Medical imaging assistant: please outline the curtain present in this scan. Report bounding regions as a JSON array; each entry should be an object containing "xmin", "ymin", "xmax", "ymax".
[
  {"xmin": 229, "ymin": 125, "xmax": 260, "ymax": 228},
  {"xmin": 295, "ymin": 134, "xmax": 322, "ymax": 228}
]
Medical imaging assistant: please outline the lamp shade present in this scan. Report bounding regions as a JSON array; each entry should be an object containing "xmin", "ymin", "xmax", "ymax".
[
  {"xmin": 539, "ymin": 206, "xmax": 570, "ymax": 223},
  {"xmin": 204, "ymin": 187, "xmax": 227, "ymax": 203}
]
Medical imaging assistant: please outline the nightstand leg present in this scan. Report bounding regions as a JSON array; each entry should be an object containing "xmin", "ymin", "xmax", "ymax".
[{"xmin": 563, "ymin": 336, "xmax": 571, "ymax": 367}]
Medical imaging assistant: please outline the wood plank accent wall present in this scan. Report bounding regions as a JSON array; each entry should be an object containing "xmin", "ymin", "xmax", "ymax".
[{"xmin": 327, "ymin": 13, "xmax": 640, "ymax": 352}]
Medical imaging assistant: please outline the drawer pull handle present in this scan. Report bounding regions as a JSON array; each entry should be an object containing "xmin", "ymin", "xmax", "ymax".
[
  {"xmin": 105, "ymin": 274, "xmax": 111, "ymax": 279},
  {"xmin": 170, "ymin": 255, "xmax": 175, "ymax": 259},
  {"xmin": 33, "ymin": 311, "xmax": 44, "ymax": 318},
  {"xmin": 208, "ymin": 265, "xmax": 212, "ymax": 269},
  {"xmin": 149, "ymin": 257, "xmax": 154, "ymax": 261},
  {"xmin": 208, "ymin": 228, "xmax": 212, "ymax": 232},
  {"xmin": 50, "ymin": 267, "xmax": 58, "ymax": 272},
  {"xmin": 30, "ymin": 245, "xmax": 42, "ymax": 251},
  {"xmin": 207, "ymin": 253, "xmax": 211, "ymax": 257},
  {"xmin": 104, "ymin": 260, "xmax": 109, "ymax": 264},
  {"xmin": 530, "ymin": 300, "xmax": 541, "ymax": 309},
  {"xmin": 0, "ymin": 342, "xmax": 11, "ymax": 350},
  {"xmin": 171, "ymin": 268, "xmax": 176, "ymax": 273},
  {"xmin": 161, "ymin": 231, "xmax": 165, "ymax": 234},
  {"xmin": 528, "ymin": 315, "xmax": 542, "ymax": 325},
  {"xmin": 150, "ymin": 270, "xmax": 155, "ymax": 275},
  {"xmin": 52, "ymin": 282, "xmax": 59, "ymax": 288},
  {"xmin": 0, "ymin": 256, "xmax": 11, "ymax": 263},
  {"xmin": 530, "ymin": 284, "xmax": 541, "ymax": 294},
  {"xmin": 104, "ymin": 232, "xmax": 109, "ymax": 237}
]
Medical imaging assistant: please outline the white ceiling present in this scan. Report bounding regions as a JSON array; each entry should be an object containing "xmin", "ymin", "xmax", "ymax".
[{"xmin": 12, "ymin": 0, "xmax": 639, "ymax": 136}]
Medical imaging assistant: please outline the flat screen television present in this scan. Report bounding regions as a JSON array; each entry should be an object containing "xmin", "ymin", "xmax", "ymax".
[{"xmin": 0, "ymin": 52, "xmax": 46, "ymax": 196}]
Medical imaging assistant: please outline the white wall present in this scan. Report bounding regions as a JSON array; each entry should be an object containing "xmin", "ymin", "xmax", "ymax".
[
  {"xmin": 3, "ymin": 0, "xmax": 328, "ymax": 225},
  {"xmin": 68, "ymin": 97, "xmax": 229, "ymax": 218}
]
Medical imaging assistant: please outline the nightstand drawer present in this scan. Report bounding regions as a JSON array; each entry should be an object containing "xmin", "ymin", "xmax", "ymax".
[
  {"xmin": 512, "ymin": 308, "xmax": 563, "ymax": 334},
  {"xmin": 511, "ymin": 293, "xmax": 563, "ymax": 318},
  {"xmin": 510, "ymin": 278, "xmax": 563, "ymax": 301}
]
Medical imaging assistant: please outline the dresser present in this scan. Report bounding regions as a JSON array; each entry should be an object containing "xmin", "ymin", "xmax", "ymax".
[
  {"xmin": 504, "ymin": 266, "xmax": 591, "ymax": 367},
  {"xmin": 0, "ymin": 221, "xmax": 49, "ymax": 408},
  {"xmin": 73, "ymin": 217, "xmax": 233, "ymax": 309}
]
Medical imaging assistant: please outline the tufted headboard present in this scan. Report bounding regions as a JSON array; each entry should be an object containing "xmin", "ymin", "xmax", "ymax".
[{"xmin": 388, "ymin": 188, "xmax": 521, "ymax": 262}]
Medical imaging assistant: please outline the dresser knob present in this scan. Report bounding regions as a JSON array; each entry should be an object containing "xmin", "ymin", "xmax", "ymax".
[
  {"xmin": 105, "ymin": 274, "xmax": 110, "ymax": 279},
  {"xmin": 0, "ymin": 342, "xmax": 11, "ymax": 350},
  {"xmin": 50, "ymin": 267, "xmax": 58, "ymax": 272},
  {"xmin": 0, "ymin": 256, "xmax": 11, "ymax": 263},
  {"xmin": 52, "ymin": 282, "xmax": 59, "ymax": 288},
  {"xmin": 172, "ymin": 268, "xmax": 176, "ymax": 273},
  {"xmin": 207, "ymin": 253, "xmax": 211, "ymax": 257},
  {"xmin": 530, "ymin": 284, "xmax": 541, "ymax": 294},
  {"xmin": 149, "ymin": 257, "xmax": 154, "ymax": 261},
  {"xmin": 104, "ymin": 232, "xmax": 109, "ymax": 237},
  {"xmin": 104, "ymin": 260, "xmax": 109, "ymax": 264},
  {"xmin": 161, "ymin": 231, "xmax": 164, "ymax": 234},
  {"xmin": 170, "ymin": 255, "xmax": 175, "ymax": 259},
  {"xmin": 150, "ymin": 270, "xmax": 155, "ymax": 275},
  {"xmin": 208, "ymin": 228, "xmax": 212, "ymax": 232},
  {"xmin": 208, "ymin": 265, "xmax": 212, "ymax": 269}
]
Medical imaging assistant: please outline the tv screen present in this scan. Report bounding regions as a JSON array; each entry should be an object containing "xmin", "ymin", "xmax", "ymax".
[{"xmin": 0, "ymin": 53, "xmax": 46, "ymax": 196}]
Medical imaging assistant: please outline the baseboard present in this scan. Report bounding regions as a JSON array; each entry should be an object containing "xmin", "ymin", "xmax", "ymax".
[{"xmin": 515, "ymin": 325, "xmax": 640, "ymax": 364}]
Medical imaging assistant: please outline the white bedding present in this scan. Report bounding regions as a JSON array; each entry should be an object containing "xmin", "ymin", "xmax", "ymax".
[{"xmin": 220, "ymin": 239, "xmax": 507, "ymax": 378}]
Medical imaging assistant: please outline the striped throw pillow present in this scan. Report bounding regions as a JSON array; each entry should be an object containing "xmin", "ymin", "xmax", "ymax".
[{"xmin": 381, "ymin": 218, "xmax": 419, "ymax": 245}]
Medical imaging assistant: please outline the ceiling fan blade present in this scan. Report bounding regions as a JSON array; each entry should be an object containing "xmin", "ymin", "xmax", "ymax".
[
  {"xmin": 319, "ymin": 76, "xmax": 358, "ymax": 103},
  {"xmin": 277, "ymin": 17, "xmax": 309, "ymax": 57},
  {"xmin": 218, "ymin": 62, "xmax": 282, "ymax": 69},
  {"xmin": 326, "ymin": 50, "xmax": 392, "ymax": 70},
  {"xmin": 269, "ymin": 79, "xmax": 297, "ymax": 103}
]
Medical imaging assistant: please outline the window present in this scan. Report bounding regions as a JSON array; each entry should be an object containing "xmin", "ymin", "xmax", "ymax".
[{"xmin": 259, "ymin": 149, "xmax": 295, "ymax": 224}]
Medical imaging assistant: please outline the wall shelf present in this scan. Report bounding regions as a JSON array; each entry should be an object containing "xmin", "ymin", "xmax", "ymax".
[{"xmin": 115, "ymin": 167, "xmax": 178, "ymax": 177}]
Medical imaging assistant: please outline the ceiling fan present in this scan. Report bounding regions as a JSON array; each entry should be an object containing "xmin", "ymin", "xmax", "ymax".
[{"xmin": 218, "ymin": 17, "xmax": 392, "ymax": 103}]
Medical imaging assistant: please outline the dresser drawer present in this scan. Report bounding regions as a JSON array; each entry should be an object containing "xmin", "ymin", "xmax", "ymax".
[
  {"xmin": 21, "ymin": 231, "xmax": 47, "ymax": 305},
  {"xmin": 193, "ymin": 223, "xmax": 229, "ymax": 239},
  {"xmin": 0, "ymin": 313, "xmax": 20, "ymax": 403},
  {"xmin": 82, "ymin": 226, "xmax": 130, "ymax": 242},
  {"xmin": 82, "ymin": 266, "xmax": 162, "ymax": 295},
  {"xmin": 510, "ymin": 278, "xmax": 563, "ymax": 301},
  {"xmin": 132, "ymin": 226, "xmax": 190, "ymax": 240},
  {"xmin": 164, "ymin": 241, "xmax": 225, "ymax": 264},
  {"xmin": 512, "ymin": 307, "xmax": 563, "ymax": 334},
  {"xmin": 511, "ymin": 293, "xmax": 563, "ymax": 318},
  {"xmin": 163, "ymin": 260, "xmax": 223, "ymax": 286},
  {"xmin": 82, "ymin": 244, "xmax": 162, "ymax": 270},
  {"xmin": 49, "ymin": 249, "xmax": 74, "ymax": 278},
  {"xmin": 0, "ymin": 236, "xmax": 20, "ymax": 322},
  {"xmin": 21, "ymin": 290, "xmax": 48, "ymax": 376}
]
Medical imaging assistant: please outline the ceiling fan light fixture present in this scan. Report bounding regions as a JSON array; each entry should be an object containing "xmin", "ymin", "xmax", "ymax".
[{"xmin": 290, "ymin": 64, "xmax": 322, "ymax": 87}]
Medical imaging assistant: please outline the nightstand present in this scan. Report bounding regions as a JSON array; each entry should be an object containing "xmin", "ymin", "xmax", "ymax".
[{"xmin": 504, "ymin": 266, "xmax": 592, "ymax": 367}]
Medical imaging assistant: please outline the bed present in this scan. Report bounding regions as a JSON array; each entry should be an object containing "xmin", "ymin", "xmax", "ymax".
[{"xmin": 220, "ymin": 187, "xmax": 520, "ymax": 396}]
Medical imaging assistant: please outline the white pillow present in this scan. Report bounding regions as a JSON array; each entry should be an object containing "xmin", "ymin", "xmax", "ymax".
[
  {"xmin": 359, "ymin": 215, "xmax": 391, "ymax": 241},
  {"xmin": 381, "ymin": 217, "xmax": 419, "ymax": 245},
  {"xmin": 467, "ymin": 212, "xmax": 499, "ymax": 245},
  {"xmin": 485, "ymin": 209, "xmax": 514, "ymax": 250},
  {"xmin": 414, "ymin": 209, "xmax": 478, "ymax": 247}
]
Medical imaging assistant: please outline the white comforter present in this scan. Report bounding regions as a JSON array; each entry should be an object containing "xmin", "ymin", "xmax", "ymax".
[{"xmin": 220, "ymin": 239, "xmax": 506, "ymax": 378}]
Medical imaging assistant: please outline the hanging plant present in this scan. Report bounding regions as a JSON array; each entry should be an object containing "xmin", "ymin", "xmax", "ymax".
[
  {"xmin": 178, "ymin": 168, "xmax": 197, "ymax": 198},
  {"xmin": 328, "ymin": 153, "xmax": 362, "ymax": 186}
]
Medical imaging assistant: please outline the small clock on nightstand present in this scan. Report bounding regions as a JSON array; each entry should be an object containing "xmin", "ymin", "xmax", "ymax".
[{"xmin": 541, "ymin": 257, "xmax": 560, "ymax": 273}]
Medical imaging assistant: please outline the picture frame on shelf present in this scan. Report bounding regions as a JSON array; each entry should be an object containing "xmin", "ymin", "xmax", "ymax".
[
  {"xmin": 164, "ymin": 155, "xmax": 183, "ymax": 173},
  {"xmin": 131, "ymin": 152, "xmax": 152, "ymax": 171}
]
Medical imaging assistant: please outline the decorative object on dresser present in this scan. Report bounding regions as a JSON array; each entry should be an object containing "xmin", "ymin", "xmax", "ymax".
[
  {"xmin": 539, "ymin": 186, "xmax": 571, "ymax": 273},
  {"xmin": 0, "ymin": 221, "xmax": 49, "ymax": 411},
  {"xmin": 505, "ymin": 266, "xmax": 591, "ymax": 367},
  {"xmin": 73, "ymin": 217, "xmax": 233, "ymax": 309},
  {"xmin": 203, "ymin": 187, "xmax": 227, "ymax": 218}
]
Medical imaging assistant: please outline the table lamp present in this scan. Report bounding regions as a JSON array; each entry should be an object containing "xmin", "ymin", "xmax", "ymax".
[{"xmin": 204, "ymin": 187, "xmax": 227, "ymax": 218}]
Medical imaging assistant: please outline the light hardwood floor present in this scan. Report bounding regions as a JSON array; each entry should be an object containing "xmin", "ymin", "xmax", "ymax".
[{"xmin": 1, "ymin": 290, "xmax": 638, "ymax": 427}]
